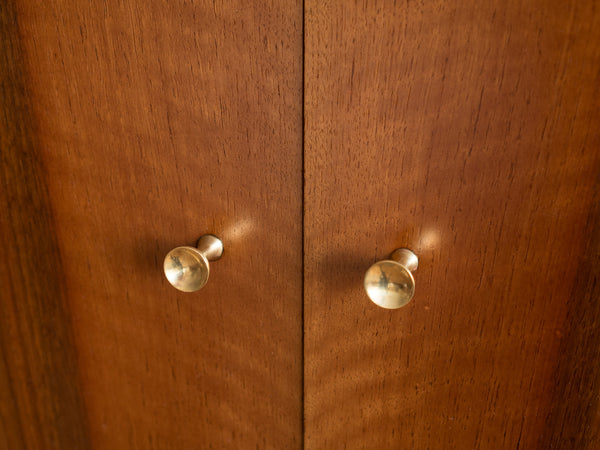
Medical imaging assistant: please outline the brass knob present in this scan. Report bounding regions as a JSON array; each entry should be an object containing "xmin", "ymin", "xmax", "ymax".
[
  {"xmin": 164, "ymin": 234, "xmax": 223, "ymax": 292},
  {"xmin": 364, "ymin": 248, "xmax": 418, "ymax": 309}
]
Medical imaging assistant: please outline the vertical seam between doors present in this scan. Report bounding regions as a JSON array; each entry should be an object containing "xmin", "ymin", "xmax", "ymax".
[{"xmin": 301, "ymin": 0, "xmax": 306, "ymax": 448}]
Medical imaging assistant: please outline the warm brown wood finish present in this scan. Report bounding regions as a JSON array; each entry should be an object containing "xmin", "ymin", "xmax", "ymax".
[
  {"xmin": 0, "ymin": 3, "xmax": 89, "ymax": 448},
  {"xmin": 4, "ymin": 0, "xmax": 600, "ymax": 447},
  {"xmin": 4, "ymin": 0, "xmax": 303, "ymax": 448},
  {"xmin": 543, "ymin": 196, "xmax": 600, "ymax": 448},
  {"xmin": 304, "ymin": 0, "xmax": 600, "ymax": 448}
]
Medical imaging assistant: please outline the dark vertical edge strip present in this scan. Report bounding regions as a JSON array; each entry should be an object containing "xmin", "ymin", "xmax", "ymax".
[
  {"xmin": 301, "ymin": 0, "xmax": 306, "ymax": 448},
  {"xmin": 543, "ymin": 185, "xmax": 600, "ymax": 448},
  {"xmin": 0, "ymin": 2, "xmax": 90, "ymax": 448}
]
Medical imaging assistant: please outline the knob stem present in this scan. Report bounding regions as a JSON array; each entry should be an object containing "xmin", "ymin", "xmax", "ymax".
[
  {"xmin": 390, "ymin": 248, "xmax": 418, "ymax": 272},
  {"xmin": 197, "ymin": 234, "xmax": 224, "ymax": 261}
]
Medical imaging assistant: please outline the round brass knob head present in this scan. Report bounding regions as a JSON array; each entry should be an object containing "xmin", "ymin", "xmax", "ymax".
[
  {"xmin": 163, "ymin": 235, "xmax": 223, "ymax": 292},
  {"xmin": 364, "ymin": 248, "xmax": 418, "ymax": 309},
  {"xmin": 164, "ymin": 246, "xmax": 210, "ymax": 292}
]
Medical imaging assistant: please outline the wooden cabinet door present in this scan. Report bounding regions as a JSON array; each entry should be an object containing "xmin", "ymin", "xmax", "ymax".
[
  {"xmin": 3, "ymin": 0, "xmax": 600, "ymax": 448},
  {"xmin": 0, "ymin": 1, "xmax": 302, "ymax": 448},
  {"xmin": 304, "ymin": 0, "xmax": 600, "ymax": 448}
]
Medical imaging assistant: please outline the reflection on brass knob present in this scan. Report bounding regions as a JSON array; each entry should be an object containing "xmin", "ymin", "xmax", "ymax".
[
  {"xmin": 364, "ymin": 248, "xmax": 418, "ymax": 309},
  {"xmin": 164, "ymin": 234, "xmax": 223, "ymax": 292}
]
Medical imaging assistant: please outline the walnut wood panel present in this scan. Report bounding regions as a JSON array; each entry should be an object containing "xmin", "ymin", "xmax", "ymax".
[
  {"xmin": 0, "ymin": 2, "xmax": 89, "ymax": 448},
  {"xmin": 304, "ymin": 1, "xmax": 600, "ymax": 448},
  {"xmin": 7, "ymin": 0, "xmax": 303, "ymax": 448}
]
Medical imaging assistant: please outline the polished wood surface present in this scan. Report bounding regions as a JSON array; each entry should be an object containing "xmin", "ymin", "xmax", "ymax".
[
  {"xmin": 4, "ymin": 0, "xmax": 303, "ymax": 448},
  {"xmin": 4, "ymin": 0, "xmax": 600, "ymax": 447},
  {"xmin": 0, "ymin": 3, "xmax": 89, "ymax": 448},
  {"xmin": 304, "ymin": 0, "xmax": 600, "ymax": 448}
]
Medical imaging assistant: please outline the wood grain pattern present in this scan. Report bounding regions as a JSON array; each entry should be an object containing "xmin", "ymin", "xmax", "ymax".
[
  {"xmin": 6, "ymin": 0, "xmax": 303, "ymax": 448},
  {"xmin": 304, "ymin": 0, "xmax": 600, "ymax": 448},
  {"xmin": 542, "ymin": 193, "xmax": 600, "ymax": 449},
  {"xmin": 0, "ymin": 2, "xmax": 90, "ymax": 448}
]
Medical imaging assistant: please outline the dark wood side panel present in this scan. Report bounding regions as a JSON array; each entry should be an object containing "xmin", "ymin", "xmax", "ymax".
[
  {"xmin": 304, "ymin": 0, "xmax": 600, "ymax": 448},
  {"xmin": 7, "ymin": 0, "xmax": 303, "ymax": 448},
  {"xmin": 543, "ymin": 193, "xmax": 600, "ymax": 449},
  {"xmin": 0, "ymin": 2, "xmax": 90, "ymax": 448}
]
